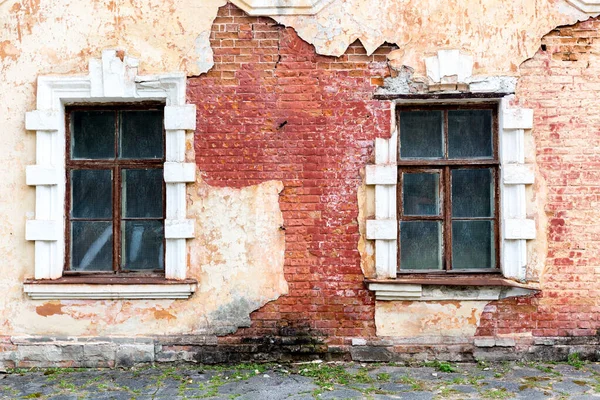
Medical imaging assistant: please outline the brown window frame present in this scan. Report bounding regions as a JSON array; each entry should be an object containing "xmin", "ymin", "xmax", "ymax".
[
  {"xmin": 64, "ymin": 103, "xmax": 166, "ymax": 276},
  {"xmin": 397, "ymin": 103, "xmax": 501, "ymax": 274}
]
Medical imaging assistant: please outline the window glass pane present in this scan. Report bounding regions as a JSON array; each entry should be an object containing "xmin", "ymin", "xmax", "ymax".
[
  {"xmin": 403, "ymin": 172, "xmax": 440, "ymax": 216},
  {"xmin": 71, "ymin": 169, "xmax": 112, "ymax": 219},
  {"xmin": 71, "ymin": 111, "xmax": 115, "ymax": 159},
  {"xmin": 122, "ymin": 221, "xmax": 164, "ymax": 270},
  {"xmin": 448, "ymin": 110, "xmax": 493, "ymax": 159},
  {"xmin": 452, "ymin": 220, "xmax": 495, "ymax": 269},
  {"xmin": 122, "ymin": 169, "xmax": 163, "ymax": 218},
  {"xmin": 399, "ymin": 111, "xmax": 443, "ymax": 159},
  {"xmin": 400, "ymin": 221, "xmax": 442, "ymax": 270},
  {"xmin": 451, "ymin": 168, "xmax": 493, "ymax": 218},
  {"xmin": 70, "ymin": 221, "xmax": 113, "ymax": 271},
  {"xmin": 120, "ymin": 111, "xmax": 164, "ymax": 159}
]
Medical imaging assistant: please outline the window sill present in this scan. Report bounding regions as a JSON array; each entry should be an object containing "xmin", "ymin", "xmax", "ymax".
[
  {"xmin": 365, "ymin": 275, "xmax": 539, "ymax": 301},
  {"xmin": 23, "ymin": 277, "xmax": 197, "ymax": 300}
]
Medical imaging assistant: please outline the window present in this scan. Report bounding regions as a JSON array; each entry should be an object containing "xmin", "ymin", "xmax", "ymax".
[
  {"xmin": 65, "ymin": 105, "xmax": 166, "ymax": 274},
  {"xmin": 24, "ymin": 50, "xmax": 198, "ymax": 299},
  {"xmin": 397, "ymin": 105, "xmax": 499, "ymax": 273}
]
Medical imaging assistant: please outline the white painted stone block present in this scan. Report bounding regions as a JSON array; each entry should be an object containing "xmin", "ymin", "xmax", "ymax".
[
  {"xmin": 352, "ymin": 338, "xmax": 367, "ymax": 346},
  {"xmin": 566, "ymin": 0, "xmax": 600, "ymax": 13},
  {"xmin": 438, "ymin": 49, "xmax": 460, "ymax": 80},
  {"xmin": 503, "ymin": 108, "xmax": 534, "ymax": 130},
  {"xmin": 26, "ymin": 165, "xmax": 59, "ymax": 186},
  {"xmin": 375, "ymin": 240, "xmax": 397, "ymax": 279},
  {"xmin": 365, "ymin": 165, "xmax": 396, "ymax": 185},
  {"xmin": 366, "ymin": 220, "xmax": 397, "ymax": 240},
  {"xmin": 164, "ymin": 105, "xmax": 197, "ymax": 130},
  {"xmin": 89, "ymin": 58, "xmax": 103, "ymax": 97},
  {"xmin": 164, "ymin": 162, "xmax": 196, "ymax": 183},
  {"xmin": 473, "ymin": 338, "xmax": 496, "ymax": 348},
  {"xmin": 230, "ymin": 0, "xmax": 334, "ymax": 16},
  {"xmin": 25, "ymin": 110, "xmax": 60, "ymax": 131},
  {"xmin": 368, "ymin": 283, "xmax": 422, "ymax": 300},
  {"xmin": 102, "ymin": 49, "xmax": 126, "ymax": 97},
  {"xmin": 504, "ymin": 219, "xmax": 536, "ymax": 240},
  {"xmin": 26, "ymin": 220, "xmax": 59, "ymax": 241},
  {"xmin": 165, "ymin": 219, "xmax": 195, "ymax": 239},
  {"xmin": 457, "ymin": 54, "xmax": 474, "ymax": 82},
  {"xmin": 503, "ymin": 164, "xmax": 534, "ymax": 185},
  {"xmin": 425, "ymin": 55, "xmax": 441, "ymax": 83}
]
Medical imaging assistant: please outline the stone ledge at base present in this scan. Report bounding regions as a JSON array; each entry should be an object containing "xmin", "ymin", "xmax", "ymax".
[{"xmin": 0, "ymin": 335, "xmax": 600, "ymax": 367}]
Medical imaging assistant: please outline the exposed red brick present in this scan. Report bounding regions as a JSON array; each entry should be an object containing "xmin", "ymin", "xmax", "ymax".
[{"xmin": 188, "ymin": 3, "xmax": 392, "ymax": 344}]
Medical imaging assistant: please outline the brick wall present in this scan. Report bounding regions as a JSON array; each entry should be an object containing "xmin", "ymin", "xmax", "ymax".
[
  {"xmin": 477, "ymin": 20, "xmax": 600, "ymax": 339},
  {"xmin": 188, "ymin": 3, "xmax": 394, "ymax": 347},
  {"xmin": 190, "ymin": 4, "xmax": 600, "ymax": 351}
]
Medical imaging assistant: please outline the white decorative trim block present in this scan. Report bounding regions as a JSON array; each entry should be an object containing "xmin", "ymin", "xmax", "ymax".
[
  {"xmin": 503, "ymin": 108, "xmax": 534, "ymax": 130},
  {"xmin": 366, "ymin": 220, "xmax": 397, "ymax": 240},
  {"xmin": 165, "ymin": 219, "xmax": 195, "ymax": 239},
  {"xmin": 230, "ymin": 0, "xmax": 334, "ymax": 15},
  {"xmin": 425, "ymin": 50, "xmax": 473, "ymax": 84},
  {"xmin": 164, "ymin": 105, "xmax": 197, "ymax": 130},
  {"xmin": 23, "ymin": 283, "xmax": 197, "ymax": 300},
  {"xmin": 164, "ymin": 162, "xmax": 196, "ymax": 183},
  {"xmin": 503, "ymin": 164, "xmax": 534, "ymax": 185},
  {"xmin": 566, "ymin": 0, "xmax": 600, "ymax": 13},
  {"xmin": 26, "ymin": 166, "xmax": 59, "ymax": 186},
  {"xmin": 25, "ymin": 110, "xmax": 61, "ymax": 131},
  {"xmin": 504, "ymin": 219, "xmax": 536, "ymax": 240},
  {"xmin": 25, "ymin": 220, "xmax": 59, "ymax": 241},
  {"xmin": 365, "ymin": 165, "xmax": 396, "ymax": 185},
  {"xmin": 25, "ymin": 49, "xmax": 197, "ymax": 293}
]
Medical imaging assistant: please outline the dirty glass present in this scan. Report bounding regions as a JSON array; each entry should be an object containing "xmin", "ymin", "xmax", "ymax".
[
  {"xmin": 399, "ymin": 111, "xmax": 444, "ymax": 159},
  {"xmin": 451, "ymin": 168, "xmax": 493, "ymax": 218},
  {"xmin": 121, "ymin": 169, "xmax": 163, "ymax": 218},
  {"xmin": 70, "ymin": 221, "xmax": 113, "ymax": 271},
  {"xmin": 71, "ymin": 111, "xmax": 115, "ymax": 159},
  {"xmin": 120, "ymin": 111, "xmax": 164, "ymax": 159},
  {"xmin": 402, "ymin": 172, "xmax": 440, "ymax": 216},
  {"xmin": 452, "ymin": 221, "xmax": 495, "ymax": 269},
  {"xmin": 121, "ymin": 221, "xmax": 164, "ymax": 270},
  {"xmin": 71, "ymin": 169, "xmax": 112, "ymax": 219},
  {"xmin": 400, "ymin": 221, "xmax": 442, "ymax": 270},
  {"xmin": 448, "ymin": 110, "xmax": 493, "ymax": 159}
]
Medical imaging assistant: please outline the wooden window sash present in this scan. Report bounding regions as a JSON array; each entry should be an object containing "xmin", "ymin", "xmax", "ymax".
[
  {"xmin": 64, "ymin": 104, "xmax": 166, "ymax": 276},
  {"xmin": 396, "ymin": 104, "xmax": 500, "ymax": 274}
]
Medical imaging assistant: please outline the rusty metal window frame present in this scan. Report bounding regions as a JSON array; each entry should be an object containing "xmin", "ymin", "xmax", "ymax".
[
  {"xmin": 64, "ymin": 103, "xmax": 166, "ymax": 276},
  {"xmin": 397, "ymin": 103, "xmax": 501, "ymax": 274}
]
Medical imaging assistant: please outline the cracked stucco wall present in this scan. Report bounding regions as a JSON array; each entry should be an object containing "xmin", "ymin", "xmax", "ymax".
[{"xmin": 0, "ymin": 0, "xmax": 595, "ymax": 338}]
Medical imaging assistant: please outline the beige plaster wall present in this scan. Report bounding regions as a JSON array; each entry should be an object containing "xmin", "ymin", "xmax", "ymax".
[
  {"xmin": 375, "ymin": 301, "xmax": 489, "ymax": 338},
  {"xmin": 0, "ymin": 0, "xmax": 589, "ymax": 337}
]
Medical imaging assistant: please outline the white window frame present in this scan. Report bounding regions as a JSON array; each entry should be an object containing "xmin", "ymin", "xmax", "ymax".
[
  {"xmin": 24, "ymin": 50, "xmax": 197, "ymax": 299},
  {"xmin": 365, "ymin": 97, "xmax": 536, "ymax": 290}
]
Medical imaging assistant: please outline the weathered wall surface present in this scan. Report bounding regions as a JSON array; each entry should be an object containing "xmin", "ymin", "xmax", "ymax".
[
  {"xmin": 1, "ymin": 0, "xmax": 600, "ymax": 362},
  {"xmin": 376, "ymin": 301, "xmax": 488, "ymax": 338},
  {"xmin": 274, "ymin": 0, "xmax": 586, "ymax": 77},
  {"xmin": 0, "ymin": 0, "xmax": 290, "ymax": 338},
  {"xmin": 188, "ymin": 4, "xmax": 393, "ymax": 344},
  {"xmin": 477, "ymin": 19, "xmax": 600, "ymax": 340}
]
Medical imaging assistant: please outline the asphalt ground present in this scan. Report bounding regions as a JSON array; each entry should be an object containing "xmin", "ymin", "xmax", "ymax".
[{"xmin": 1, "ymin": 360, "xmax": 600, "ymax": 399}]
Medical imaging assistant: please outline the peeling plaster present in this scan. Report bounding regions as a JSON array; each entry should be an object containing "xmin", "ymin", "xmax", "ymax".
[
  {"xmin": 375, "ymin": 301, "xmax": 488, "ymax": 338},
  {"xmin": 0, "ymin": 0, "xmax": 592, "ymax": 340},
  {"xmin": 274, "ymin": 0, "xmax": 585, "ymax": 77},
  {"xmin": 8, "ymin": 178, "xmax": 286, "ymax": 337}
]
